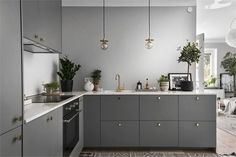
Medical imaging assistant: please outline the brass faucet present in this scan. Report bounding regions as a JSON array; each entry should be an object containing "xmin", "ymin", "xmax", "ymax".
[{"xmin": 115, "ymin": 74, "xmax": 123, "ymax": 92}]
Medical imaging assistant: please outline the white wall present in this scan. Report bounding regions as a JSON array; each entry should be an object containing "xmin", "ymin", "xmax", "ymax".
[
  {"xmin": 23, "ymin": 52, "xmax": 59, "ymax": 96},
  {"xmin": 62, "ymin": 6, "xmax": 196, "ymax": 90}
]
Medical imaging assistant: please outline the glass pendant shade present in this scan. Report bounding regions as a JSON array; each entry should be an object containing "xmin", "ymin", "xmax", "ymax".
[
  {"xmin": 145, "ymin": 38, "xmax": 154, "ymax": 49},
  {"xmin": 226, "ymin": 28, "xmax": 236, "ymax": 48},
  {"xmin": 100, "ymin": 39, "xmax": 108, "ymax": 50}
]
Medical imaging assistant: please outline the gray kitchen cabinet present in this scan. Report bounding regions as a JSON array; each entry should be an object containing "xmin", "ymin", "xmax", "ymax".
[
  {"xmin": 140, "ymin": 121, "xmax": 178, "ymax": 147},
  {"xmin": 0, "ymin": 127, "xmax": 22, "ymax": 157},
  {"xmin": 84, "ymin": 96, "xmax": 101, "ymax": 147},
  {"xmin": 22, "ymin": 0, "xmax": 62, "ymax": 52},
  {"xmin": 101, "ymin": 96, "xmax": 139, "ymax": 120},
  {"xmin": 140, "ymin": 96, "xmax": 178, "ymax": 120},
  {"xmin": 101, "ymin": 121, "xmax": 139, "ymax": 147},
  {"xmin": 179, "ymin": 95, "xmax": 216, "ymax": 121},
  {"xmin": 78, "ymin": 98, "xmax": 84, "ymax": 152},
  {"xmin": 0, "ymin": 0, "xmax": 23, "ymax": 135},
  {"xmin": 23, "ymin": 107, "xmax": 63, "ymax": 157},
  {"xmin": 179, "ymin": 121, "xmax": 216, "ymax": 148}
]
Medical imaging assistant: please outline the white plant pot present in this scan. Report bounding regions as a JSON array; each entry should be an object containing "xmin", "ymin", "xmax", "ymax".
[
  {"xmin": 84, "ymin": 80, "xmax": 94, "ymax": 92},
  {"xmin": 160, "ymin": 82, "xmax": 169, "ymax": 91}
]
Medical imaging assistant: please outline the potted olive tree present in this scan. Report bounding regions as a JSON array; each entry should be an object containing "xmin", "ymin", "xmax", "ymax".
[
  {"xmin": 158, "ymin": 75, "xmax": 169, "ymax": 91},
  {"xmin": 178, "ymin": 41, "xmax": 201, "ymax": 91},
  {"xmin": 57, "ymin": 56, "xmax": 81, "ymax": 92},
  {"xmin": 91, "ymin": 69, "xmax": 102, "ymax": 91},
  {"xmin": 221, "ymin": 52, "xmax": 236, "ymax": 96}
]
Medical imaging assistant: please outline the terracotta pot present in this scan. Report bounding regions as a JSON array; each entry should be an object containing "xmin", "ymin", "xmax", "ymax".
[{"xmin": 94, "ymin": 84, "xmax": 100, "ymax": 91}]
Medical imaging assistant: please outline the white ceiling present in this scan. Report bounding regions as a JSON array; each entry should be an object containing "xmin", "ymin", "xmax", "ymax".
[
  {"xmin": 197, "ymin": 0, "xmax": 236, "ymax": 42},
  {"xmin": 62, "ymin": 0, "xmax": 196, "ymax": 7}
]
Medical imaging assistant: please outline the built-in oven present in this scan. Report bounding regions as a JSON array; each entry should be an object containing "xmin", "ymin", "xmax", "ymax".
[{"xmin": 63, "ymin": 98, "xmax": 82, "ymax": 157}]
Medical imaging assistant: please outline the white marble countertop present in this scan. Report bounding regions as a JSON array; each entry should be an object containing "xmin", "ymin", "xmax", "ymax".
[{"xmin": 24, "ymin": 90, "xmax": 217, "ymax": 124}]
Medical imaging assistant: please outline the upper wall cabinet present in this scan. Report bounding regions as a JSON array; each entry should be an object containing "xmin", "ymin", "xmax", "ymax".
[{"xmin": 22, "ymin": 0, "xmax": 62, "ymax": 52}]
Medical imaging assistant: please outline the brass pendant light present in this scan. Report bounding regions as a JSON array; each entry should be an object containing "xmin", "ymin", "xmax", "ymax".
[
  {"xmin": 145, "ymin": 0, "xmax": 154, "ymax": 49},
  {"xmin": 100, "ymin": 0, "xmax": 108, "ymax": 50}
]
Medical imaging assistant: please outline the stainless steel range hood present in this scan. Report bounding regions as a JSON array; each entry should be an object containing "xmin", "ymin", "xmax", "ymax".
[{"xmin": 23, "ymin": 37, "xmax": 61, "ymax": 54}]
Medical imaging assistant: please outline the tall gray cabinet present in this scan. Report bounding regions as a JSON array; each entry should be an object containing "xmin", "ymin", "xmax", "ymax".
[{"xmin": 0, "ymin": 0, "xmax": 23, "ymax": 156}]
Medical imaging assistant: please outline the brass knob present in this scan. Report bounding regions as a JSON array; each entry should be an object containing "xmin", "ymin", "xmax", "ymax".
[
  {"xmin": 74, "ymin": 102, "xmax": 79, "ymax": 105},
  {"xmin": 196, "ymin": 97, "xmax": 200, "ymax": 101},
  {"xmin": 157, "ymin": 97, "xmax": 161, "ymax": 100},
  {"xmin": 12, "ymin": 134, "xmax": 22, "ymax": 143},
  {"xmin": 156, "ymin": 123, "xmax": 161, "ymax": 127},
  {"xmin": 118, "ymin": 97, "xmax": 121, "ymax": 100},
  {"xmin": 195, "ymin": 123, "xmax": 200, "ymax": 127},
  {"xmin": 40, "ymin": 37, "xmax": 45, "ymax": 42},
  {"xmin": 34, "ymin": 34, "xmax": 38, "ymax": 39},
  {"xmin": 12, "ymin": 116, "xmax": 22, "ymax": 123}
]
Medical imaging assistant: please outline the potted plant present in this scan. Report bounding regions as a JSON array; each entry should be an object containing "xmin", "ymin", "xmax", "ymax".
[
  {"xmin": 43, "ymin": 82, "xmax": 60, "ymax": 95},
  {"xmin": 158, "ymin": 75, "xmax": 169, "ymax": 91},
  {"xmin": 91, "ymin": 69, "xmax": 102, "ymax": 91},
  {"xmin": 177, "ymin": 41, "xmax": 201, "ymax": 91},
  {"xmin": 205, "ymin": 75, "xmax": 217, "ymax": 87},
  {"xmin": 221, "ymin": 52, "xmax": 236, "ymax": 96},
  {"xmin": 57, "ymin": 56, "xmax": 81, "ymax": 92}
]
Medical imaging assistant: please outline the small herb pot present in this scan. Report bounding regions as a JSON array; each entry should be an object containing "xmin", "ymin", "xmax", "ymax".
[{"xmin": 160, "ymin": 81, "xmax": 169, "ymax": 91}]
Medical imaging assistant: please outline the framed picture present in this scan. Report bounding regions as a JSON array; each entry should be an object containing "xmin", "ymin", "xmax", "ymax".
[
  {"xmin": 168, "ymin": 73, "xmax": 192, "ymax": 90},
  {"xmin": 220, "ymin": 73, "xmax": 235, "ymax": 93}
]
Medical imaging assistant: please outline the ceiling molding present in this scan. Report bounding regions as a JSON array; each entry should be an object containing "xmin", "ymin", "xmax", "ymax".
[{"xmin": 62, "ymin": 0, "xmax": 196, "ymax": 7}]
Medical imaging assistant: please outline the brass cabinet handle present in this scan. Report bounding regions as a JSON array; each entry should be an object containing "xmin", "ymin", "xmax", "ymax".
[
  {"xmin": 46, "ymin": 116, "xmax": 53, "ymax": 122},
  {"xmin": 12, "ymin": 116, "xmax": 22, "ymax": 123},
  {"xmin": 117, "ymin": 122, "xmax": 122, "ymax": 127},
  {"xmin": 34, "ymin": 34, "xmax": 39, "ymax": 39},
  {"xmin": 12, "ymin": 134, "xmax": 22, "ymax": 143},
  {"xmin": 157, "ymin": 96, "xmax": 161, "ymax": 100},
  {"xmin": 196, "ymin": 96, "xmax": 200, "ymax": 101},
  {"xmin": 156, "ymin": 123, "xmax": 161, "ymax": 127}
]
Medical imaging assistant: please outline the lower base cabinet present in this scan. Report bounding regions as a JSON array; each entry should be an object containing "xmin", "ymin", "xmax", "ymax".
[
  {"xmin": 140, "ymin": 121, "xmax": 178, "ymax": 147},
  {"xmin": 101, "ymin": 121, "xmax": 139, "ymax": 147},
  {"xmin": 23, "ymin": 107, "xmax": 63, "ymax": 157},
  {"xmin": 0, "ymin": 127, "xmax": 22, "ymax": 157},
  {"xmin": 179, "ymin": 121, "xmax": 216, "ymax": 148}
]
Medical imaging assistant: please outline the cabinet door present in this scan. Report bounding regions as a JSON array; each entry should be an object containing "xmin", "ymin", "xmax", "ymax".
[
  {"xmin": 0, "ymin": 0, "xmax": 22, "ymax": 135},
  {"xmin": 140, "ymin": 121, "xmax": 178, "ymax": 147},
  {"xmin": 101, "ymin": 121, "xmax": 139, "ymax": 147},
  {"xmin": 23, "ymin": 107, "xmax": 63, "ymax": 157},
  {"xmin": 0, "ymin": 127, "xmax": 22, "ymax": 157},
  {"xmin": 37, "ymin": 0, "xmax": 62, "ymax": 51},
  {"xmin": 84, "ymin": 96, "xmax": 101, "ymax": 147},
  {"xmin": 101, "ymin": 96, "xmax": 139, "ymax": 120},
  {"xmin": 140, "ymin": 96, "xmax": 178, "ymax": 120},
  {"xmin": 22, "ymin": 0, "xmax": 39, "ymax": 41},
  {"xmin": 179, "ymin": 95, "xmax": 216, "ymax": 121},
  {"xmin": 179, "ymin": 121, "xmax": 216, "ymax": 148}
]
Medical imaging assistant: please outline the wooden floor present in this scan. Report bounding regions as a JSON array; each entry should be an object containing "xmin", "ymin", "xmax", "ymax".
[{"xmin": 217, "ymin": 128, "xmax": 236, "ymax": 154}]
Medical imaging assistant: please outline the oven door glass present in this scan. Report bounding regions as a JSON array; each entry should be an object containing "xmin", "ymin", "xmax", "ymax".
[{"xmin": 63, "ymin": 110, "xmax": 79, "ymax": 157}]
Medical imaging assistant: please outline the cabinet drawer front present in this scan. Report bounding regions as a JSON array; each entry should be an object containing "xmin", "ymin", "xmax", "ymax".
[
  {"xmin": 140, "ymin": 96, "xmax": 178, "ymax": 120},
  {"xmin": 179, "ymin": 121, "xmax": 216, "ymax": 148},
  {"xmin": 0, "ymin": 126, "xmax": 22, "ymax": 157},
  {"xmin": 101, "ymin": 121, "xmax": 139, "ymax": 146},
  {"xmin": 179, "ymin": 96, "xmax": 216, "ymax": 121},
  {"xmin": 140, "ymin": 121, "xmax": 178, "ymax": 147},
  {"xmin": 101, "ymin": 96, "xmax": 139, "ymax": 120}
]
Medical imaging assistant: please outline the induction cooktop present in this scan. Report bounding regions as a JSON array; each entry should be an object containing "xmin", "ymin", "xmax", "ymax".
[{"xmin": 31, "ymin": 95, "xmax": 74, "ymax": 103}]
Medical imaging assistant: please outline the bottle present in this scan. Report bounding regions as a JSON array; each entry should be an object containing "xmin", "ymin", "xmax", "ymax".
[
  {"xmin": 145, "ymin": 78, "xmax": 149, "ymax": 89},
  {"xmin": 136, "ymin": 81, "xmax": 142, "ymax": 90}
]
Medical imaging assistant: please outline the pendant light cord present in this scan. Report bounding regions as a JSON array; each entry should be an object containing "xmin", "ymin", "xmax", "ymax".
[
  {"xmin": 103, "ymin": 0, "xmax": 106, "ymax": 39},
  {"xmin": 148, "ymin": 0, "xmax": 151, "ymax": 39}
]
